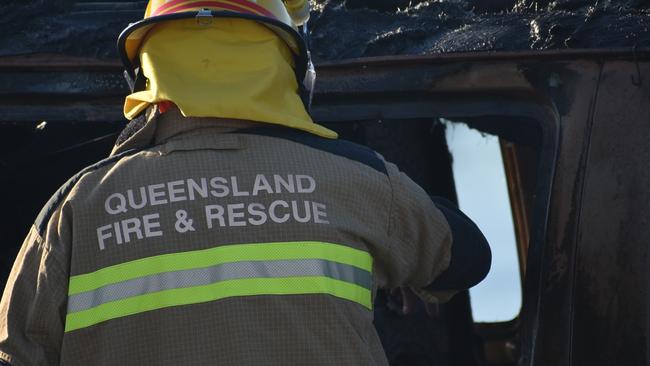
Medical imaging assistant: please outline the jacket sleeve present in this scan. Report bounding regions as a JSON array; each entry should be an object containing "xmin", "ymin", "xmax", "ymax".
[
  {"xmin": 0, "ymin": 204, "xmax": 71, "ymax": 366},
  {"xmin": 424, "ymin": 196, "xmax": 491, "ymax": 292},
  {"xmin": 379, "ymin": 162, "xmax": 491, "ymax": 302}
]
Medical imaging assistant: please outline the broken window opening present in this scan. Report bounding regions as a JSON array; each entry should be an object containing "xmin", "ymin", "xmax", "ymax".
[{"xmin": 443, "ymin": 119, "xmax": 521, "ymax": 323}]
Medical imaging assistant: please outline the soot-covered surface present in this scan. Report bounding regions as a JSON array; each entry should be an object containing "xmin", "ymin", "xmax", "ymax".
[
  {"xmin": 0, "ymin": 0, "xmax": 649, "ymax": 62},
  {"xmin": 310, "ymin": 0, "xmax": 650, "ymax": 61}
]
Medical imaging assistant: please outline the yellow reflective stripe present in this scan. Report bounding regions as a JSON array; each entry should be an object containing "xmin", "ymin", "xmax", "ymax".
[
  {"xmin": 67, "ymin": 259, "xmax": 372, "ymax": 313},
  {"xmin": 65, "ymin": 276, "xmax": 371, "ymax": 332},
  {"xmin": 69, "ymin": 241, "xmax": 372, "ymax": 295}
]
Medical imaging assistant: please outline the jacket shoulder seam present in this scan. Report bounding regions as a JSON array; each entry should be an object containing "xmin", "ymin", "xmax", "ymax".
[
  {"xmin": 235, "ymin": 127, "xmax": 388, "ymax": 175},
  {"xmin": 34, "ymin": 149, "xmax": 142, "ymax": 236}
]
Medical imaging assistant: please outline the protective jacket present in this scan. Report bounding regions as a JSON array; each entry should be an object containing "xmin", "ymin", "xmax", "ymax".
[{"xmin": 0, "ymin": 108, "xmax": 455, "ymax": 366}]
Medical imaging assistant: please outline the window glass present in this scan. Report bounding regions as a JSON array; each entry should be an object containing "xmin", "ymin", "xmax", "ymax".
[{"xmin": 444, "ymin": 120, "xmax": 521, "ymax": 322}]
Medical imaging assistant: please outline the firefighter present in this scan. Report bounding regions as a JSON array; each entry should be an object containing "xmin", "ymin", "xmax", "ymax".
[{"xmin": 0, "ymin": 0, "xmax": 491, "ymax": 365}]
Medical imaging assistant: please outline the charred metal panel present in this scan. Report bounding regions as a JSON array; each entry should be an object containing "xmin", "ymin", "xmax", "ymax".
[
  {"xmin": 310, "ymin": 51, "xmax": 650, "ymax": 366},
  {"xmin": 524, "ymin": 61, "xmax": 601, "ymax": 366},
  {"xmin": 571, "ymin": 61, "xmax": 650, "ymax": 365},
  {"xmin": 0, "ymin": 55, "xmax": 126, "ymax": 123}
]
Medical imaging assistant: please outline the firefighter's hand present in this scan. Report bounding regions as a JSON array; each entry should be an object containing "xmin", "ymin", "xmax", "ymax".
[
  {"xmin": 387, "ymin": 287, "xmax": 440, "ymax": 318},
  {"xmin": 388, "ymin": 287, "xmax": 419, "ymax": 315}
]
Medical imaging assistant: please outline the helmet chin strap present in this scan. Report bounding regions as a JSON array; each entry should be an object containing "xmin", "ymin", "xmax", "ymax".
[
  {"xmin": 300, "ymin": 20, "xmax": 316, "ymax": 112},
  {"xmin": 123, "ymin": 69, "xmax": 136, "ymax": 92}
]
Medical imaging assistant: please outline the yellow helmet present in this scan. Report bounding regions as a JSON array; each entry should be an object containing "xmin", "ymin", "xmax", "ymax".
[{"xmin": 118, "ymin": 0, "xmax": 311, "ymax": 88}]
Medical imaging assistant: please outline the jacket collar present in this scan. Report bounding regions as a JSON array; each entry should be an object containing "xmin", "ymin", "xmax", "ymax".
[{"xmin": 111, "ymin": 107, "xmax": 262, "ymax": 156}]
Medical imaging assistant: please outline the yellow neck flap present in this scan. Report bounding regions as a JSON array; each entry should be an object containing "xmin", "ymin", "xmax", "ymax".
[{"xmin": 124, "ymin": 18, "xmax": 337, "ymax": 139}]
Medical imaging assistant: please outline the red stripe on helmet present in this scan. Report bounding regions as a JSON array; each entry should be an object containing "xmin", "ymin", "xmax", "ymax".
[
  {"xmin": 223, "ymin": 0, "xmax": 276, "ymax": 18},
  {"xmin": 152, "ymin": 0, "xmax": 276, "ymax": 18},
  {"xmin": 152, "ymin": 0, "xmax": 196, "ymax": 16}
]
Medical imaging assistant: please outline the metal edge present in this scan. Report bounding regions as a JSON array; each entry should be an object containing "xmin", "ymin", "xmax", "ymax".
[{"xmin": 1, "ymin": 47, "xmax": 649, "ymax": 70}]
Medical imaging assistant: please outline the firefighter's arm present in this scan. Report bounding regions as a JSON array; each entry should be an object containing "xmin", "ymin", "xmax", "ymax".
[
  {"xmin": 382, "ymin": 162, "xmax": 491, "ymax": 301},
  {"xmin": 0, "ymin": 204, "xmax": 70, "ymax": 366},
  {"xmin": 423, "ymin": 196, "xmax": 491, "ymax": 292}
]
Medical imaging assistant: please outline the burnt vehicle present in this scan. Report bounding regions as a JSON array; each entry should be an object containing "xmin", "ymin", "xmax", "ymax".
[{"xmin": 1, "ymin": 1, "xmax": 649, "ymax": 365}]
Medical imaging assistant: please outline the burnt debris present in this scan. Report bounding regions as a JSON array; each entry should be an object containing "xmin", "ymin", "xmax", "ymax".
[
  {"xmin": 309, "ymin": 0, "xmax": 650, "ymax": 60},
  {"xmin": 0, "ymin": 0, "xmax": 648, "ymax": 62}
]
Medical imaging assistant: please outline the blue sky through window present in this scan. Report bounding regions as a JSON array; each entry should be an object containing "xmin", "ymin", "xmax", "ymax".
[{"xmin": 444, "ymin": 120, "xmax": 521, "ymax": 322}]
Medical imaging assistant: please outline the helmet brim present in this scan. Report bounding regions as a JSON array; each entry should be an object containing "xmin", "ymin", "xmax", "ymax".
[{"xmin": 117, "ymin": 10, "xmax": 308, "ymax": 83}]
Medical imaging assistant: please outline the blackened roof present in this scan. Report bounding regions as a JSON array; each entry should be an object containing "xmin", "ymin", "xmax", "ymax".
[{"xmin": 1, "ymin": 0, "xmax": 649, "ymax": 62}]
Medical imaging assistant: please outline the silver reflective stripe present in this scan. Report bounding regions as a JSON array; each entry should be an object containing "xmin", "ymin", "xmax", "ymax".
[{"xmin": 67, "ymin": 259, "xmax": 372, "ymax": 313}]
